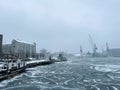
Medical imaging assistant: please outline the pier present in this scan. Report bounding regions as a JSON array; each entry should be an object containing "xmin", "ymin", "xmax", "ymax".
[
  {"xmin": 0, "ymin": 53, "xmax": 67, "ymax": 81},
  {"xmin": 0, "ymin": 59, "xmax": 54, "ymax": 81},
  {"xmin": 26, "ymin": 59, "xmax": 53, "ymax": 68}
]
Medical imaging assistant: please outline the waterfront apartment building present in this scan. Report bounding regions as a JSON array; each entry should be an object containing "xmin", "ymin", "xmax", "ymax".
[
  {"xmin": 2, "ymin": 39, "xmax": 36, "ymax": 59},
  {"xmin": 0, "ymin": 34, "xmax": 3, "ymax": 57}
]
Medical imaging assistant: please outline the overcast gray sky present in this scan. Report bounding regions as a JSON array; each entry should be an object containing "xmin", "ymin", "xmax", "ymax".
[{"xmin": 0, "ymin": 0, "xmax": 120, "ymax": 53}]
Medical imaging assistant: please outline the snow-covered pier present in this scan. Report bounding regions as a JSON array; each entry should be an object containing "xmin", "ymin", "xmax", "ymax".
[{"xmin": 26, "ymin": 59, "xmax": 53, "ymax": 68}]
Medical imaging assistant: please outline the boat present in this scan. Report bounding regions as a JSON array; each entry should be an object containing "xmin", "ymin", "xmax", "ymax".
[
  {"xmin": 0, "ymin": 59, "xmax": 26, "ymax": 81},
  {"xmin": 57, "ymin": 54, "xmax": 67, "ymax": 61},
  {"xmin": 48, "ymin": 53, "xmax": 67, "ymax": 62}
]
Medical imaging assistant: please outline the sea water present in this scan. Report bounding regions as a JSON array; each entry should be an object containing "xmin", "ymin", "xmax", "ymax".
[{"xmin": 0, "ymin": 57, "xmax": 120, "ymax": 90}]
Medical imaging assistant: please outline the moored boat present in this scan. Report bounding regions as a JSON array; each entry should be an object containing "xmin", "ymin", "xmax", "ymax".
[
  {"xmin": 0, "ymin": 59, "xmax": 26, "ymax": 81},
  {"xmin": 57, "ymin": 54, "xmax": 67, "ymax": 61},
  {"xmin": 49, "ymin": 54, "xmax": 67, "ymax": 62}
]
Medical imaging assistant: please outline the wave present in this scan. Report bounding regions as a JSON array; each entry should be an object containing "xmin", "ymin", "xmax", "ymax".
[
  {"xmin": 90, "ymin": 64, "xmax": 120, "ymax": 73},
  {"xmin": 0, "ymin": 73, "xmax": 25, "ymax": 88}
]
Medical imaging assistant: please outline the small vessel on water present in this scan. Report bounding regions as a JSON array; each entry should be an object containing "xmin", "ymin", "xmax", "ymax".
[
  {"xmin": 57, "ymin": 54, "xmax": 67, "ymax": 61},
  {"xmin": 49, "ymin": 53, "xmax": 67, "ymax": 62},
  {"xmin": 0, "ymin": 59, "xmax": 26, "ymax": 81}
]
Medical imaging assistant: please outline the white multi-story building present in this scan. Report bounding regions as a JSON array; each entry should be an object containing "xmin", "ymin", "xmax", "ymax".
[{"xmin": 2, "ymin": 39, "xmax": 36, "ymax": 59}]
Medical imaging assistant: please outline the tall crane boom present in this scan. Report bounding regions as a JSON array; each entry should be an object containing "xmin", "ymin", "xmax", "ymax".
[{"xmin": 88, "ymin": 35, "xmax": 97, "ymax": 56}]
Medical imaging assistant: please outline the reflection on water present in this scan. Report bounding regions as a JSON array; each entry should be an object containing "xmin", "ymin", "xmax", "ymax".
[{"xmin": 0, "ymin": 57, "xmax": 120, "ymax": 90}]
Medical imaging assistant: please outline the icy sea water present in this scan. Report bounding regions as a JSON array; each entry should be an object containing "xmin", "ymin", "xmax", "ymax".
[{"xmin": 0, "ymin": 57, "xmax": 120, "ymax": 90}]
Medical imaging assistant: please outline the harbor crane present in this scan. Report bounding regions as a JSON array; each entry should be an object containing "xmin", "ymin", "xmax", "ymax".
[{"xmin": 88, "ymin": 35, "xmax": 98, "ymax": 56}]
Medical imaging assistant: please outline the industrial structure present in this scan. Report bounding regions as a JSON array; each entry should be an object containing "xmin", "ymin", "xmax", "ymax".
[
  {"xmin": 89, "ymin": 35, "xmax": 98, "ymax": 57},
  {"xmin": 2, "ymin": 39, "xmax": 36, "ymax": 59},
  {"xmin": 0, "ymin": 34, "xmax": 3, "ymax": 57}
]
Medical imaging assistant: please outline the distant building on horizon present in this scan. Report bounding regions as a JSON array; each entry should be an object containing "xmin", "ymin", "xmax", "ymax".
[
  {"xmin": 0, "ymin": 34, "xmax": 3, "ymax": 57},
  {"xmin": 2, "ymin": 39, "xmax": 36, "ymax": 59},
  {"xmin": 108, "ymin": 48, "xmax": 120, "ymax": 57}
]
